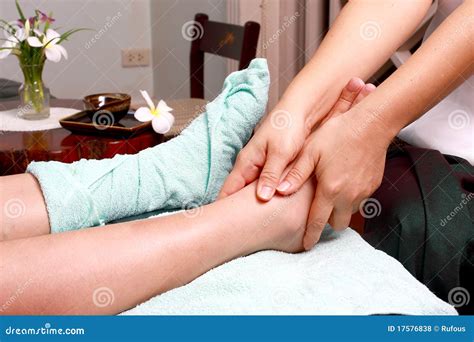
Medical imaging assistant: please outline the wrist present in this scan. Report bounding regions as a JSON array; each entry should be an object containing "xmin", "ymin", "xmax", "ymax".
[
  {"xmin": 277, "ymin": 87, "xmax": 331, "ymax": 134},
  {"xmin": 269, "ymin": 99, "xmax": 314, "ymax": 136},
  {"xmin": 346, "ymin": 106, "xmax": 396, "ymax": 149}
]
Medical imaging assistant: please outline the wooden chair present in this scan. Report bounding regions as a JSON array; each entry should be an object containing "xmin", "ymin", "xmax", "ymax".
[{"xmin": 189, "ymin": 13, "xmax": 260, "ymax": 99}]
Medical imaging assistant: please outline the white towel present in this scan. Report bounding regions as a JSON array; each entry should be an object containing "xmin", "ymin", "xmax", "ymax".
[{"xmin": 122, "ymin": 228, "xmax": 456, "ymax": 315}]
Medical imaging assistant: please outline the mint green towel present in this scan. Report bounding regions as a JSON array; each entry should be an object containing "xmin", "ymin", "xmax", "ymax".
[{"xmin": 27, "ymin": 58, "xmax": 270, "ymax": 233}]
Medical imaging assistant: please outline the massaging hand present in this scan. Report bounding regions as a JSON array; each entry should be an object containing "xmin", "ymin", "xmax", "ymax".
[
  {"xmin": 277, "ymin": 101, "xmax": 392, "ymax": 250},
  {"xmin": 217, "ymin": 103, "xmax": 307, "ymax": 201},
  {"xmin": 219, "ymin": 78, "xmax": 375, "ymax": 201}
]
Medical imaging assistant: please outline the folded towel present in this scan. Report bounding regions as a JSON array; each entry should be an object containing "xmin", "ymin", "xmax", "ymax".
[
  {"xmin": 27, "ymin": 59, "xmax": 270, "ymax": 233},
  {"xmin": 123, "ymin": 226, "xmax": 456, "ymax": 315}
]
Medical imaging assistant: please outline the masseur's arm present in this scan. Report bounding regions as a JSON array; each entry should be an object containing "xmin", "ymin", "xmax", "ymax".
[
  {"xmin": 219, "ymin": 0, "xmax": 432, "ymax": 200},
  {"xmin": 278, "ymin": 0, "xmax": 474, "ymax": 250}
]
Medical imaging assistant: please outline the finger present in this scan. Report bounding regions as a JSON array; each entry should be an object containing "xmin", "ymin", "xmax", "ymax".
[
  {"xmin": 276, "ymin": 150, "xmax": 316, "ymax": 195},
  {"xmin": 303, "ymin": 187, "xmax": 333, "ymax": 250},
  {"xmin": 353, "ymin": 83, "xmax": 376, "ymax": 105},
  {"xmin": 327, "ymin": 205, "xmax": 352, "ymax": 231},
  {"xmin": 218, "ymin": 167, "xmax": 259, "ymax": 199},
  {"xmin": 257, "ymin": 149, "xmax": 290, "ymax": 201},
  {"xmin": 328, "ymin": 77, "xmax": 365, "ymax": 117},
  {"xmin": 218, "ymin": 150, "xmax": 261, "ymax": 199}
]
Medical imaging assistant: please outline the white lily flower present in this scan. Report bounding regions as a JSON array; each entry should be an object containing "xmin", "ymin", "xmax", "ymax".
[
  {"xmin": 15, "ymin": 19, "xmax": 30, "ymax": 42},
  {"xmin": 134, "ymin": 90, "xmax": 174, "ymax": 134},
  {"xmin": 27, "ymin": 29, "xmax": 67, "ymax": 62},
  {"xmin": 0, "ymin": 21, "xmax": 29, "ymax": 59},
  {"xmin": 0, "ymin": 37, "xmax": 17, "ymax": 59},
  {"xmin": 33, "ymin": 29, "xmax": 43, "ymax": 37}
]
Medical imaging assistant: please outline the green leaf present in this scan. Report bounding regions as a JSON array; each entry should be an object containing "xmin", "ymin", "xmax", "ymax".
[
  {"xmin": 0, "ymin": 46, "xmax": 17, "ymax": 51},
  {"xmin": 57, "ymin": 28, "xmax": 91, "ymax": 44},
  {"xmin": 15, "ymin": 0, "xmax": 26, "ymax": 21},
  {"xmin": 0, "ymin": 19, "xmax": 16, "ymax": 33},
  {"xmin": 44, "ymin": 12, "xmax": 54, "ymax": 32}
]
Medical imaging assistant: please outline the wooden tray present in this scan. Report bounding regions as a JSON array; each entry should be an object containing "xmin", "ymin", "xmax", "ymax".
[{"xmin": 59, "ymin": 110, "xmax": 153, "ymax": 138}]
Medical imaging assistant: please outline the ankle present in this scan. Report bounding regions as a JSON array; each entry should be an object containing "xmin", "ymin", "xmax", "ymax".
[{"xmin": 233, "ymin": 180, "xmax": 315, "ymax": 253}]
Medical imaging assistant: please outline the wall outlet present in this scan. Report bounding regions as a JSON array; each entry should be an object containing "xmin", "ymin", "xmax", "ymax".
[{"xmin": 121, "ymin": 48, "xmax": 150, "ymax": 67}]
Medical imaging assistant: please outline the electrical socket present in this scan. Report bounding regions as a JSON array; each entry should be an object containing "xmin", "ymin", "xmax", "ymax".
[{"xmin": 121, "ymin": 48, "xmax": 150, "ymax": 67}]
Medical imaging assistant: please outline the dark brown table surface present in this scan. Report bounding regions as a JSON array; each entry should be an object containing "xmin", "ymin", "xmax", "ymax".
[{"xmin": 0, "ymin": 99, "xmax": 163, "ymax": 175}]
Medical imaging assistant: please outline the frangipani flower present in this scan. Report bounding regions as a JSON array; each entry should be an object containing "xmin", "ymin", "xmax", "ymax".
[
  {"xmin": 135, "ymin": 90, "xmax": 174, "ymax": 134},
  {"xmin": 27, "ymin": 29, "xmax": 67, "ymax": 62},
  {"xmin": 0, "ymin": 20, "xmax": 29, "ymax": 59},
  {"xmin": 0, "ymin": 37, "xmax": 16, "ymax": 59}
]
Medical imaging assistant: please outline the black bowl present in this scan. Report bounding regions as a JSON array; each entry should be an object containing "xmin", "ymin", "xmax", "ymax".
[{"xmin": 83, "ymin": 93, "xmax": 131, "ymax": 124}]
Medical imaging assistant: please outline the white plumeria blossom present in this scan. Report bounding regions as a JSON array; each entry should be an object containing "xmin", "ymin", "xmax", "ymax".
[
  {"xmin": 0, "ymin": 36, "xmax": 17, "ymax": 59},
  {"xmin": 0, "ymin": 20, "xmax": 29, "ymax": 59},
  {"xmin": 27, "ymin": 29, "xmax": 67, "ymax": 62},
  {"xmin": 134, "ymin": 90, "xmax": 174, "ymax": 134}
]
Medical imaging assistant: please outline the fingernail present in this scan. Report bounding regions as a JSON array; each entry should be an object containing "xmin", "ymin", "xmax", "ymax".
[
  {"xmin": 303, "ymin": 238, "xmax": 313, "ymax": 251},
  {"xmin": 347, "ymin": 77, "xmax": 364, "ymax": 92},
  {"xmin": 259, "ymin": 186, "xmax": 273, "ymax": 200},
  {"xmin": 365, "ymin": 83, "xmax": 376, "ymax": 92},
  {"xmin": 276, "ymin": 180, "xmax": 291, "ymax": 192}
]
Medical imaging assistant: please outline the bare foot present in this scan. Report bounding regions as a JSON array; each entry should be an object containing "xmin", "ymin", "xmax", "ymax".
[
  {"xmin": 267, "ymin": 179, "xmax": 316, "ymax": 253},
  {"xmin": 224, "ymin": 178, "xmax": 315, "ymax": 254},
  {"xmin": 217, "ymin": 78, "xmax": 376, "ymax": 254}
]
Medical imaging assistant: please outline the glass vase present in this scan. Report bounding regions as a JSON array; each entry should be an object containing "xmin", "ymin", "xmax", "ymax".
[{"xmin": 18, "ymin": 63, "xmax": 50, "ymax": 120}]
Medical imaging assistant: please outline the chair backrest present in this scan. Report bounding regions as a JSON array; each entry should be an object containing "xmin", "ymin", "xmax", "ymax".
[{"xmin": 189, "ymin": 13, "xmax": 260, "ymax": 99}]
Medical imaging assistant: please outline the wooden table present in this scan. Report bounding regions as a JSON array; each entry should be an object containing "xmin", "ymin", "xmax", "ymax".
[{"xmin": 0, "ymin": 99, "xmax": 165, "ymax": 175}]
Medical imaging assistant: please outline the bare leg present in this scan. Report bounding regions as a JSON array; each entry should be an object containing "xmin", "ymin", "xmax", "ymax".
[
  {"xmin": 0, "ymin": 174, "xmax": 50, "ymax": 241},
  {"xmin": 0, "ymin": 179, "xmax": 314, "ymax": 315}
]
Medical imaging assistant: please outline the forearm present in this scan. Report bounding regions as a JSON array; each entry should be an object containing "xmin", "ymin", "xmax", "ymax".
[
  {"xmin": 0, "ymin": 174, "xmax": 50, "ymax": 241},
  {"xmin": 0, "ymin": 196, "xmax": 261, "ymax": 314},
  {"xmin": 352, "ymin": 1, "xmax": 473, "ymax": 142},
  {"xmin": 276, "ymin": 0, "xmax": 431, "ymax": 129}
]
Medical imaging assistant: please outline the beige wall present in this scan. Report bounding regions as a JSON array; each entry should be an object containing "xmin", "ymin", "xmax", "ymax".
[
  {"xmin": 149, "ymin": 0, "xmax": 227, "ymax": 101},
  {"xmin": 231, "ymin": 0, "xmax": 327, "ymax": 109},
  {"xmin": 0, "ymin": 0, "xmax": 154, "ymax": 100},
  {"xmin": 1, "ymin": 0, "xmax": 328, "ymax": 105}
]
